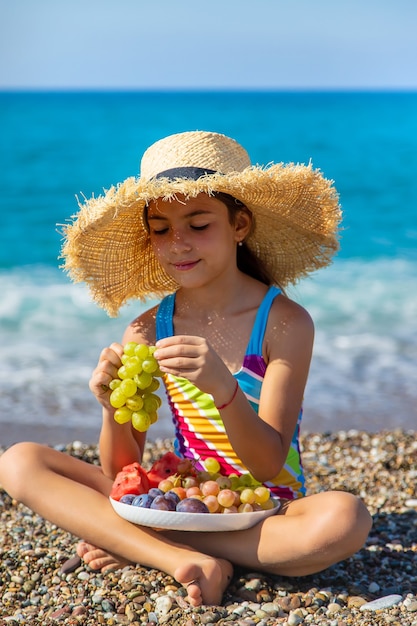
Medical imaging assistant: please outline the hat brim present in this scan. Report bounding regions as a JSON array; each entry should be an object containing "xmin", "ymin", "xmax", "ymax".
[{"xmin": 61, "ymin": 163, "xmax": 341, "ymax": 316}]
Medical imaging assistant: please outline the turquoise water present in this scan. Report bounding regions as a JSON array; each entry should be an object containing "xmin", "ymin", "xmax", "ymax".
[{"xmin": 1, "ymin": 91, "xmax": 416, "ymax": 436}]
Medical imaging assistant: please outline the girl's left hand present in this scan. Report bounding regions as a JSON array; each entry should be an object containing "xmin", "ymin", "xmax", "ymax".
[{"xmin": 154, "ymin": 335, "xmax": 231, "ymax": 400}]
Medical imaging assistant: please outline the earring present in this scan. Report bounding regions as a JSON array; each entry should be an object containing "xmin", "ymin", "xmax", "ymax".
[{"xmin": 238, "ymin": 241, "xmax": 243, "ymax": 247}]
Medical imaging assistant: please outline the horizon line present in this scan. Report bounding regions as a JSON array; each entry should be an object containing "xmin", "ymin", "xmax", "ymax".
[{"xmin": 1, "ymin": 86, "xmax": 417, "ymax": 94}]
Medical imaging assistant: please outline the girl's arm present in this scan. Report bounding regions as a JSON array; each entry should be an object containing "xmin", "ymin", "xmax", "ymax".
[
  {"xmin": 221, "ymin": 298, "xmax": 314, "ymax": 481},
  {"xmin": 154, "ymin": 297, "xmax": 313, "ymax": 483}
]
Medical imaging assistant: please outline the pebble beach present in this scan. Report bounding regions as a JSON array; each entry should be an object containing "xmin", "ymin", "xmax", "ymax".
[{"xmin": 1, "ymin": 429, "xmax": 417, "ymax": 626}]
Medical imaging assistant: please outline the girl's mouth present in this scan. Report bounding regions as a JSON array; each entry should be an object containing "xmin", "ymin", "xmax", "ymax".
[{"xmin": 173, "ymin": 260, "xmax": 200, "ymax": 271}]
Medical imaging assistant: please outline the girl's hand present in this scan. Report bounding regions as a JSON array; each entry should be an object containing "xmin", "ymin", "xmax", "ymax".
[
  {"xmin": 154, "ymin": 335, "xmax": 233, "ymax": 403},
  {"xmin": 89, "ymin": 342, "xmax": 124, "ymax": 409}
]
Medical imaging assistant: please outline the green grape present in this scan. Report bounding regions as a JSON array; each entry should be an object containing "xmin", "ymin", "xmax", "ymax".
[
  {"xmin": 261, "ymin": 498, "xmax": 276, "ymax": 510},
  {"xmin": 117, "ymin": 365, "xmax": 130, "ymax": 380},
  {"xmin": 204, "ymin": 457, "xmax": 221, "ymax": 475},
  {"xmin": 134, "ymin": 344, "xmax": 149, "ymax": 359},
  {"xmin": 123, "ymin": 341, "xmax": 139, "ymax": 356},
  {"xmin": 142, "ymin": 357, "xmax": 158, "ymax": 373},
  {"xmin": 254, "ymin": 486, "xmax": 271, "ymax": 504},
  {"xmin": 109, "ymin": 342, "xmax": 163, "ymax": 432},
  {"xmin": 149, "ymin": 411, "xmax": 158, "ymax": 424},
  {"xmin": 123, "ymin": 356, "xmax": 143, "ymax": 377},
  {"xmin": 125, "ymin": 394, "xmax": 144, "ymax": 411},
  {"xmin": 142, "ymin": 393, "xmax": 160, "ymax": 413},
  {"xmin": 110, "ymin": 388, "xmax": 127, "ymax": 408},
  {"xmin": 238, "ymin": 474, "xmax": 254, "ymax": 488},
  {"xmin": 119, "ymin": 378, "xmax": 137, "ymax": 398},
  {"xmin": 228, "ymin": 474, "xmax": 241, "ymax": 490},
  {"xmin": 148, "ymin": 378, "xmax": 160, "ymax": 392},
  {"xmin": 134, "ymin": 371, "xmax": 153, "ymax": 390},
  {"xmin": 240, "ymin": 488, "xmax": 256, "ymax": 505},
  {"xmin": 131, "ymin": 410, "xmax": 151, "ymax": 432},
  {"xmin": 114, "ymin": 406, "xmax": 133, "ymax": 424}
]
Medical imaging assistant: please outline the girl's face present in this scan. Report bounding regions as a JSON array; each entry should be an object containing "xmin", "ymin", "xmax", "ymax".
[{"xmin": 146, "ymin": 193, "xmax": 249, "ymax": 289}]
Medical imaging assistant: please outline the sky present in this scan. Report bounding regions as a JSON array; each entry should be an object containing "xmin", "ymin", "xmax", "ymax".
[{"xmin": 1, "ymin": 0, "xmax": 416, "ymax": 90}]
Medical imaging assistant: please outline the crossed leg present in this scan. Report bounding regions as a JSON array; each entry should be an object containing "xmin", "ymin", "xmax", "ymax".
[
  {"xmin": 0, "ymin": 442, "xmax": 232, "ymax": 607},
  {"xmin": 0, "ymin": 442, "xmax": 372, "ymax": 605},
  {"xmin": 76, "ymin": 489, "xmax": 371, "ymax": 568}
]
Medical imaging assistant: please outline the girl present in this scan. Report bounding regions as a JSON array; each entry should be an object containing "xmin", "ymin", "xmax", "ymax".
[{"xmin": 0, "ymin": 131, "xmax": 372, "ymax": 607}]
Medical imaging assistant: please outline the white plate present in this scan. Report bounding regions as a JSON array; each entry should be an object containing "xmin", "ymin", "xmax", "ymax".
[{"xmin": 110, "ymin": 496, "xmax": 281, "ymax": 532}]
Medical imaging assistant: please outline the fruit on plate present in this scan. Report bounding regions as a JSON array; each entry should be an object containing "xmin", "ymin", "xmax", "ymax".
[
  {"xmin": 109, "ymin": 342, "xmax": 163, "ymax": 432},
  {"xmin": 176, "ymin": 498, "xmax": 210, "ymax": 514},
  {"xmin": 110, "ymin": 462, "xmax": 150, "ymax": 501},
  {"xmin": 111, "ymin": 453, "xmax": 277, "ymax": 515},
  {"xmin": 146, "ymin": 451, "xmax": 185, "ymax": 489}
]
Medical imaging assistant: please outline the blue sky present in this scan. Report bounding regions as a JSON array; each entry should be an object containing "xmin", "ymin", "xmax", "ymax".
[{"xmin": 1, "ymin": 0, "xmax": 416, "ymax": 90}]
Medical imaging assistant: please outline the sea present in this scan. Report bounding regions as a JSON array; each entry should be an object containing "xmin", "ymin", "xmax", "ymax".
[{"xmin": 1, "ymin": 91, "xmax": 416, "ymax": 445}]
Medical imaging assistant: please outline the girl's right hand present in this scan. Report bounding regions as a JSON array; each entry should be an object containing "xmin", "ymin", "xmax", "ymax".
[
  {"xmin": 154, "ymin": 335, "xmax": 233, "ymax": 405},
  {"xmin": 89, "ymin": 342, "xmax": 124, "ymax": 409}
]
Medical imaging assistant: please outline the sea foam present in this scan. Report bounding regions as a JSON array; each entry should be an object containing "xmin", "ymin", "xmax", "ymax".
[{"xmin": 1, "ymin": 259, "xmax": 415, "ymax": 435}]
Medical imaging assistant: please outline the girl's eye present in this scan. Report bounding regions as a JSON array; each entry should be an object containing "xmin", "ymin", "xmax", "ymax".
[
  {"xmin": 149, "ymin": 222, "xmax": 210, "ymax": 235},
  {"xmin": 191, "ymin": 224, "xmax": 209, "ymax": 231}
]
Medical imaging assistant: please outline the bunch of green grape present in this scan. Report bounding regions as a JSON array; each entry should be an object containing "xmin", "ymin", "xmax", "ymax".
[{"xmin": 109, "ymin": 342, "xmax": 163, "ymax": 432}]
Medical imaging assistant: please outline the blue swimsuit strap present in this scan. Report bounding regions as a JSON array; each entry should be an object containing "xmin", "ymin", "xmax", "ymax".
[
  {"xmin": 156, "ymin": 293, "xmax": 175, "ymax": 340},
  {"xmin": 245, "ymin": 285, "xmax": 281, "ymax": 356}
]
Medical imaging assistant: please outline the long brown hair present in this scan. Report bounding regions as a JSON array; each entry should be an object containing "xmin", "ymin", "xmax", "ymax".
[{"xmin": 213, "ymin": 192, "xmax": 273, "ymax": 286}]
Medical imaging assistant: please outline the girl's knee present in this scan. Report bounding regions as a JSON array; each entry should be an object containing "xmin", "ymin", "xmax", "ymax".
[
  {"xmin": 338, "ymin": 491, "xmax": 372, "ymax": 533},
  {"xmin": 0, "ymin": 442, "xmax": 48, "ymax": 500},
  {"xmin": 317, "ymin": 491, "xmax": 372, "ymax": 553},
  {"xmin": 287, "ymin": 491, "xmax": 371, "ymax": 559}
]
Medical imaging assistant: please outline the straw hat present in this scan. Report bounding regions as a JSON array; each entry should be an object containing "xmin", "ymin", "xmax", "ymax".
[{"xmin": 61, "ymin": 130, "xmax": 341, "ymax": 316}]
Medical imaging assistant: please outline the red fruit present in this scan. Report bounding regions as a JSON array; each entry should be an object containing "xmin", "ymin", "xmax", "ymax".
[
  {"xmin": 146, "ymin": 452, "xmax": 183, "ymax": 489},
  {"xmin": 110, "ymin": 462, "xmax": 150, "ymax": 501}
]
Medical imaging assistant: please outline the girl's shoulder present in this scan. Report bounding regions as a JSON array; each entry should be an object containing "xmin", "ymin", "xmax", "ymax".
[
  {"xmin": 268, "ymin": 293, "xmax": 314, "ymax": 332},
  {"xmin": 122, "ymin": 304, "xmax": 159, "ymax": 345},
  {"xmin": 270, "ymin": 291, "xmax": 313, "ymax": 327},
  {"xmin": 265, "ymin": 292, "xmax": 314, "ymax": 358}
]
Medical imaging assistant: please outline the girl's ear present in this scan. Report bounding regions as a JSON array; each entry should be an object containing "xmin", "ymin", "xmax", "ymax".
[{"xmin": 234, "ymin": 208, "xmax": 252, "ymax": 243}]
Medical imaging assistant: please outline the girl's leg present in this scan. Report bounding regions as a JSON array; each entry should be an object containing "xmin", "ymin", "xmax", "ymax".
[
  {"xmin": 0, "ymin": 443, "xmax": 232, "ymax": 607},
  {"xmin": 164, "ymin": 491, "xmax": 372, "ymax": 577}
]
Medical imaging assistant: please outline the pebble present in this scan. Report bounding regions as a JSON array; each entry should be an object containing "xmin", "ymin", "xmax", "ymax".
[
  {"xmin": 360, "ymin": 594, "xmax": 403, "ymax": 611},
  {"xmin": 154, "ymin": 594, "xmax": 173, "ymax": 616},
  {"xmin": 287, "ymin": 611, "xmax": 304, "ymax": 625},
  {"xmin": 1, "ymin": 432, "xmax": 417, "ymax": 625}
]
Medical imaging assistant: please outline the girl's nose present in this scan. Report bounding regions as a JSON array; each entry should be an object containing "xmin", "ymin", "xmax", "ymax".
[{"xmin": 170, "ymin": 230, "xmax": 191, "ymax": 252}]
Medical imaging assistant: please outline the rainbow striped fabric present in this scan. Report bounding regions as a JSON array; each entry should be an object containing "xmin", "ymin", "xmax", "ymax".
[{"xmin": 156, "ymin": 288, "xmax": 306, "ymax": 500}]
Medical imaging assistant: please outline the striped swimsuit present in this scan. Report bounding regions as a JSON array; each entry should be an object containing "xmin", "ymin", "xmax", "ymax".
[{"xmin": 156, "ymin": 286, "xmax": 305, "ymax": 500}]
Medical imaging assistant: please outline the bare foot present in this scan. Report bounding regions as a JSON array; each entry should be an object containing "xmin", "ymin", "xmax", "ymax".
[
  {"xmin": 76, "ymin": 541, "xmax": 131, "ymax": 572},
  {"xmin": 174, "ymin": 557, "xmax": 233, "ymax": 607}
]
